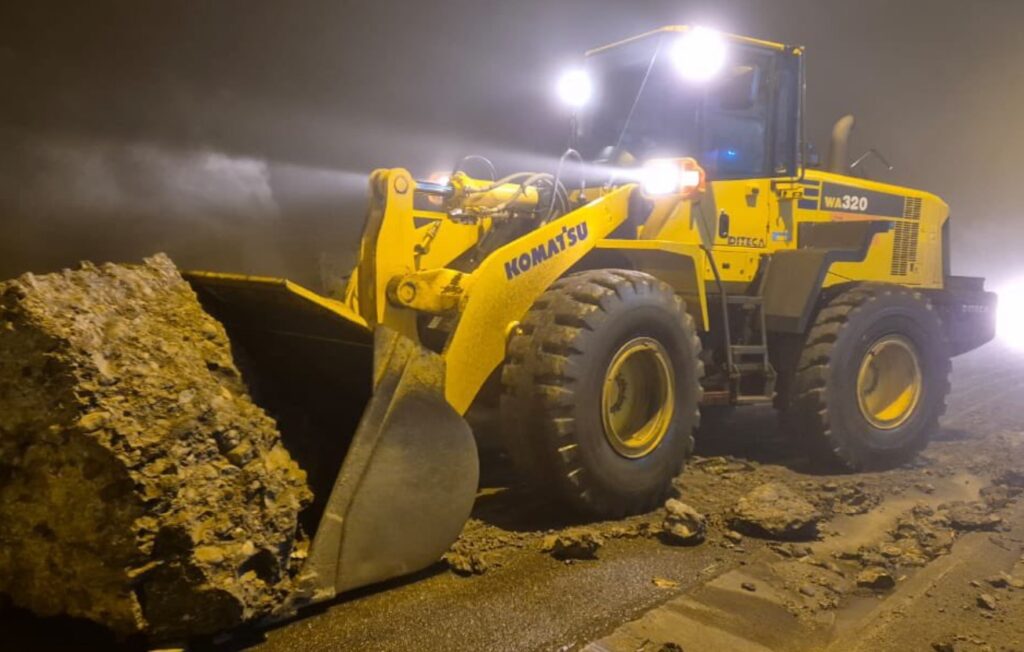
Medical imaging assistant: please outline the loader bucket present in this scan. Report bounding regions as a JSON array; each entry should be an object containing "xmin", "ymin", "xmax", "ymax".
[{"xmin": 184, "ymin": 272, "xmax": 479, "ymax": 601}]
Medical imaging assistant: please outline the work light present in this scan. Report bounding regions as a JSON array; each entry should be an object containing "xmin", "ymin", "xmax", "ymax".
[
  {"xmin": 997, "ymin": 280, "xmax": 1024, "ymax": 349},
  {"xmin": 640, "ymin": 158, "xmax": 705, "ymax": 197},
  {"xmin": 557, "ymin": 68, "xmax": 593, "ymax": 108},
  {"xmin": 670, "ymin": 27, "xmax": 727, "ymax": 81}
]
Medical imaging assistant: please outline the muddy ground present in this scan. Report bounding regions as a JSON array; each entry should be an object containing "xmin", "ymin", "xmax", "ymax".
[{"xmin": 4, "ymin": 341, "xmax": 1024, "ymax": 652}]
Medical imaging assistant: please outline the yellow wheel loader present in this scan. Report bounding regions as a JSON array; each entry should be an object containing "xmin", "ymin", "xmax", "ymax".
[{"xmin": 185, "ymin": 26, "xmax": 996, "ymax": 606}]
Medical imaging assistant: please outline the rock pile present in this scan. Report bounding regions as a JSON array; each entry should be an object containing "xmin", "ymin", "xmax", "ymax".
[
  {"xmin": 730, "ymin": 483, "xmax": 822, "ymax": 541},
  {"xmin": 0, "ymin": 255, "xmax": 311, "ymax": 640}
]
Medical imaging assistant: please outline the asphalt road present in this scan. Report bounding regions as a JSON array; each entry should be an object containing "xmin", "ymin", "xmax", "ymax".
[{"xmin": 234, "ymin": 342, "xmax": 1024, "ymax": 652}]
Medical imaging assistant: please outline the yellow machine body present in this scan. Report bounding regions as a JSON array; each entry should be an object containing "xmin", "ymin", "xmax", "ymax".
[
  {"xmin": 322, "ymin": 163, "xmax": 952, "ymax": 413},
  {"xmin": 182, "ymin": 25, "xmax": 995, "ymax": 607}
]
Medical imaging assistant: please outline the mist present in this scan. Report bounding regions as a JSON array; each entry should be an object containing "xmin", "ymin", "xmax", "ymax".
[{"xmin": 2, "ymin": 0, "xmax": 1022, "ymax": 288}]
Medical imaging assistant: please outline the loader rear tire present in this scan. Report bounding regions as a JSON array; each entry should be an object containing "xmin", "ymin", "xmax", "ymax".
[
  {"xmin": 784, "ymin": 284, "xmax": 951, "ymax": 470},
  {"xmin": 500, "ymin": 269, "xmax": 703, "ymax": 518}
]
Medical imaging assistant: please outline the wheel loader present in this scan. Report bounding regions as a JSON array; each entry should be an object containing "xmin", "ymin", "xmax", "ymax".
[{"xmin": 185, "ymin": 26, "xmax": 996, "ymax": 607}]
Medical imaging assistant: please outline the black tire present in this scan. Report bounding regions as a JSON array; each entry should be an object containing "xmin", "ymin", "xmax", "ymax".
[
  {"xmin": 784, "ymin": 284, "xmax": 951, "ymax": 470},
  {"xmin": 500, "ymin": 269, "xmax": 703, "ymax": 518}
]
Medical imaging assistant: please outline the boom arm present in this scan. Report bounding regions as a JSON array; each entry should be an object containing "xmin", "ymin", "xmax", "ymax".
[{"xmin": 350, "ymin": 168, "xmax": 637, "ymax": 414}]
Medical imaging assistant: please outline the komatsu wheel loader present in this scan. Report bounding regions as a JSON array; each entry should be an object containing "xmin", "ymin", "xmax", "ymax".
[{"xmin": 185, "ymin": 26, "xmax": 997, "ymax": 606}]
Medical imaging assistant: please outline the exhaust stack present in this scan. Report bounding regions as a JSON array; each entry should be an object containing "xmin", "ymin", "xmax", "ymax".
[{"xmin": 828, "ymin": 114, "xmax": 856, "ymax": 174}]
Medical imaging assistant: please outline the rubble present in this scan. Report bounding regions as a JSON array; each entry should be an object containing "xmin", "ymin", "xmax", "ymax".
[
  {"xmin": 442, "ymin": 518, "xmax": 532, "ymax": 576},
  {"xmin": 770, "ymin": 542, "xmax": 813, "ymax": 558},
  {"xmin": 603, "ymin": 520, "xmax": 660, "ymax": 540},
  {"xmin": 541, "ymin": 529, "xmax": 603, "ymax": 560},
  {"xmin": 976, "ymin": 593, "xmax": 997, "ymax": 610},
  {"xmin": 444, "ymin": 551, "xmax": 492, "ymax": 576},
  {"xmin": 889, "ymin": 506, "xmax": 956, "ymax": 561},
  {"xmin": 0, "ymin": 256, "xmax": 312, "ymax": 640},
  {"xmin": 856, "ymin": 567, "xmax": 896, "ymax": 590},
  {"xmin": 942, "ymin": 502, "xmax": 1003, "ymax": 532},
  {"xmin": 730, "ymin": 483, "xmax": 822, "ymax": 540},
  {"xmin": 979, "ymin": 484, "xmax": 1020, "ymax": 509},
  {"xmin": 661, "ymin": 499, "xmax": 706, "ymax": 545},
  {"xmin": 691, "ymin": 456, "xmax": 756, "ymax": 476},
  {"xmin": 818, "ymin": 482, "xmax": 881, "ymax": 516}
]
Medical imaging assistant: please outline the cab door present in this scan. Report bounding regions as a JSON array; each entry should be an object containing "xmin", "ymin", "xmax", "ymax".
[
  {"xmin": 707, "ymin": 178, "xmax": 773, "ymax": 284},
  {"xmin": 697, "ymin": 44, "xmax": 800, "ymax": 286}
]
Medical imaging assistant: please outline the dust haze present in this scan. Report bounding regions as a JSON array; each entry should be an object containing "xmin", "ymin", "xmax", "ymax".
[{"xmin": 1, "ymin": 0, "xmax": 1022, "ymax": 287}]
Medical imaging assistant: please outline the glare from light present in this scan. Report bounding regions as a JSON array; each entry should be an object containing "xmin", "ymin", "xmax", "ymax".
[
  {"xmin": 641, "ymin": 159, "xmax": 681, "ymax": 195},
  {"xmin": 996, "ymin": 280, "xmax": 1024, "ymax": 349},
  {"xmin": 640, "ymin": 159, "xmax": 703, "ymax": 196},
  {"xmin": 423, "ymin": 171, "xmax": 451, "ymax": 206},
  {"xmin": 670, "ymin": 27, "xmax": 727, "ymax": 81},
  {"xmin": 557, "ymin": 68, "xmax": 593, "ymax": 108}
]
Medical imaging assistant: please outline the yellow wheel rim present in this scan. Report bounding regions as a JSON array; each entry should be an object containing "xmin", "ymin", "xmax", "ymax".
[
  {"xmin": 601, "ymin": 337, "xmax": 676, "ymax": 459},
  {"xmin": 856, "ymin": 335, "xmax": 923, "ymax": 430}
]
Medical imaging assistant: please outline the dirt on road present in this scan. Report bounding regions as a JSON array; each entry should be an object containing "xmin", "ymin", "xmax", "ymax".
[
  {"xmin": 4, "ymin": 342, "xmax": 1024, "ymax": 652},
  {"xmin": 250, "ymin": 341, "xmax": 1024, "ymax": 652}
]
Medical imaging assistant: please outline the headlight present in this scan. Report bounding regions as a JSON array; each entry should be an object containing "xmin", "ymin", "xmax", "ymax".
[
  {"xmin": 556, "ymin": 68, "xmax": 593, "ymax": 108},
  {"xmin": 670, "ymin": 27, "xmax": 727, "ymax": 81},
  {"xmin": 996, "ymin": 279, "xmax": 1024, "ymax": 349},
  {"xmin": 640, "ymin": 158, "xmax": 706, "ymax": 197}
]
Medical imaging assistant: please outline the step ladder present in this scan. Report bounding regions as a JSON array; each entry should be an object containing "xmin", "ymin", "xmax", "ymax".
[{"xmin": 723, "ymin": 294, "xmax": 777, "ymax": 405}]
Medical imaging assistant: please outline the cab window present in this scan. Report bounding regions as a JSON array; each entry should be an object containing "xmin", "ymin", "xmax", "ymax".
[
  {"xmin": 700, "ymin": 48, "xmax": 799, "ymax": 179},
  {"xmin": 699, "ymin": 48, "xmax": 772, "ymax": 179}
]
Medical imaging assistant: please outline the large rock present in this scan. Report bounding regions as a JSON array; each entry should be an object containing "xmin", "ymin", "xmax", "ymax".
[
  {"xmin": 661, "ymin": 499, "xmax": 706, "ymax": 545},
  {"xmin": 0, "ymin": 255, "xmax": 312, "ymax": 640},
  {"xmin": 730, "ymin": 483, "xmax": 821, "ymax": 541}
]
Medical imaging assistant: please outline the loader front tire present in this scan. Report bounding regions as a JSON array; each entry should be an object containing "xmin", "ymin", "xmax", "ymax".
[
  {"xmin": 784, "ymin": 284, "xmax": 951, "ymax": 470},
  {"xmin": 500, "ymin": 270, "xmax": 703, "ymax": 518}
]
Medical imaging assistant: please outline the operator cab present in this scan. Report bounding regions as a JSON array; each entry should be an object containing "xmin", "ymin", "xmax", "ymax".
[{"xmin": 561, "ymin": 27, "xmax": 802, "ymax": 183}]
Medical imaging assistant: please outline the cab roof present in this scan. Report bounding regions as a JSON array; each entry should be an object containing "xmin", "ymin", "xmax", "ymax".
[{"xmin": 586, "ymin": 25, "xmax": 799, "ymax": 57}]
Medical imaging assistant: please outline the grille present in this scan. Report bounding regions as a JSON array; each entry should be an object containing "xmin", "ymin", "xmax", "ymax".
[
  {"xmin": 891, "ymin": 221, "xmax": 919, "ymax": 276},
  {"xmin": 903, "ymin": 196, "xmax": 922, "ymax": 220}
]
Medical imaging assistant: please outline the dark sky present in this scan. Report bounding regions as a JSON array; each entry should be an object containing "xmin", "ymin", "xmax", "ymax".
[{"xmin": 2, "ymin": 0, "xmax": 1022, "ymax": 288}]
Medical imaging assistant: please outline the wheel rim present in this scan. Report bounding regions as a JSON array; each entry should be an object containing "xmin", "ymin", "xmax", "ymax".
[
  {"xmin": 856, "ymin": 334, "xmax": 923, "ymax": 430},
  {"xmin": 601, "ymin": 337, "xmax": 676, "ymax": 459}
]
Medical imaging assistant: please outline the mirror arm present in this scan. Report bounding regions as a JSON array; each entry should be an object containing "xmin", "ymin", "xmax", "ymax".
[{"xmin": 850, "ymin": 148, "xmax": 894, "ymax": 172}]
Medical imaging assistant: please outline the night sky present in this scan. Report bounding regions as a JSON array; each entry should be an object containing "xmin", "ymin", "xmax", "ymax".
[{"xmin": 2, "ymin": 0, "xmax": 1021, "ymax": 288}]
